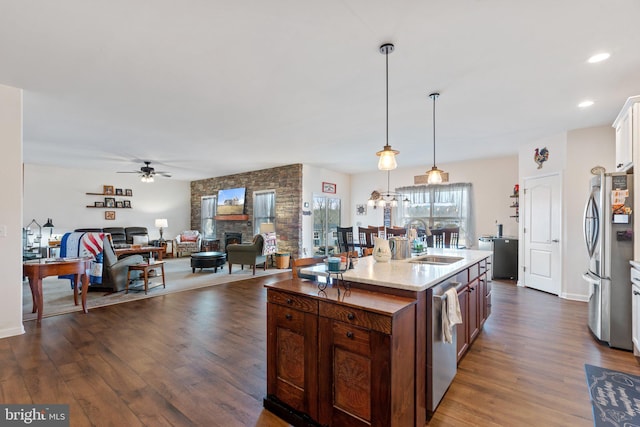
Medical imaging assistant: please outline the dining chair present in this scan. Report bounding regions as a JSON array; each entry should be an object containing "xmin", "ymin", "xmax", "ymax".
[
  {"xmin": 336, "ymin": 226, "xmax": 356, "ymax": 253},
  {"xmin": 358, "ymin": 226, "xmax": 378, "ymax": 250},
  {"xmin": 385, "ymin": 227, "xmax": 407, "ymax": 237},
  {"xmin": 443, "ymin": 227, "xmax": 460, "ymax": 248},
  {"xmin": 291, "ymin": 256, "xmax": 326, "ymax": 280}
]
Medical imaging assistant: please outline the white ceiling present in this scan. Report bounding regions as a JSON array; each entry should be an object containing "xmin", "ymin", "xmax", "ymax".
[{"xmin": 2, "ymin": 0, "xmax": 640, "ymax": 181}]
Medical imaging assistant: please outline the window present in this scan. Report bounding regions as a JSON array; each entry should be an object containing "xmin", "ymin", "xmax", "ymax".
[
  {"xmin": 313, "ymin": 195, "xmax": 341, "ymax": 256},
  {"xmin": 201, "ymin": 195, "xmax": 217, "ymax": 239},
  {"xmin": 254, "ymin": 190, "xmax": 276, "ymax": 235},
  {"xmin": 396, "ymin": 183, "xmax": 474, "ymax": 247}
]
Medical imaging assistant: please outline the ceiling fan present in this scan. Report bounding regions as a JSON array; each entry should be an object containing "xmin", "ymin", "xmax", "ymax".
[{"xmin": 117, "ymin": 161, "xmax": 172, "ymax": 182}]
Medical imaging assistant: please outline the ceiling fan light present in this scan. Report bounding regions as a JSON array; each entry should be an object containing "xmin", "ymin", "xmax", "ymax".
[
  {"xmin": 427, "ymin": 166, "xmax": 443, "ymax": 184},
  {"xmin": 377, "ymin": 145, "xmax": 399, "ymax": 170},
  {"xmin": 377, "ymin": 199, "xmax": 386, "ymax": 208}
]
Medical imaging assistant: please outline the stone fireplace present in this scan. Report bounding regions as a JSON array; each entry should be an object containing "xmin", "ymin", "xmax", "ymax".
[{"xmin": 224, "ymin": 232, "xmax": 242, "ymax": 251}]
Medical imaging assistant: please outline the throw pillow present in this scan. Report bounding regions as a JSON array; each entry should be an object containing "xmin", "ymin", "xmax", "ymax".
[
  {"xmin": 132, "ymin": 235, "xmax": 149, "ymax": 245},
  {"xmin": 180, "ymin": 232, "xmax": 198, "ymax": 242}
]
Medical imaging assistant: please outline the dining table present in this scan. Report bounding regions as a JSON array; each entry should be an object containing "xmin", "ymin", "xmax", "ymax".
[{"xmin": 23, "ymin": 257, "xmax": 92, "ymax": 323}]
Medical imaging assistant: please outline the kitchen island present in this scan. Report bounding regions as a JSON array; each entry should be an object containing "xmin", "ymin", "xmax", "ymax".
[{"xmin": 264, "ymin": 248, "xmax": 491, "ymax": 427}]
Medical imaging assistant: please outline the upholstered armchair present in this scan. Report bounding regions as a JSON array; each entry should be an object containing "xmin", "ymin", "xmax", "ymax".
[
  {"xmin": 227, "ymin": 234, "xmax": 266, "ymax": 275},
  {"xmin": 174, "ymin": 230, "xmax": 202, "ymax": 257}
]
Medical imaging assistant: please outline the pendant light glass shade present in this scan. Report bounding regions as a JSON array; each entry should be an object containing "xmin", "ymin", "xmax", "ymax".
[
  {"xmin": 377, "ymin": 145, "xmax": 399, "ymax": 170},
  {"xmin": 427, "ymin": 166, "xmax": 443, "ymax": 184},
  {"xmin": 376, "ymin": 43, "xmax": 399, "ymax": 170}
]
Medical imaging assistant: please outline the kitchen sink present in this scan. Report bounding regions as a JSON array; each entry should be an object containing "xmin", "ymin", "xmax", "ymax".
[{"xmin": 409, "ymin": 255, "xmax": 464, "ymax": 265}]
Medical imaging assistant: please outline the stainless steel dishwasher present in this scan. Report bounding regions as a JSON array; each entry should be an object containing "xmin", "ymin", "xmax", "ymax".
[{"xmin": 427, "ymin": 279, "xmax": 462, "ymax": 412}]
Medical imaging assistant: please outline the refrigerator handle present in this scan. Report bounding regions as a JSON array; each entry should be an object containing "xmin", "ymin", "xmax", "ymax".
[
  {"xmin": 583, "ymin": 192, "xmax": 599, "ymax": 258},
  {"xmin": 582, "ymin": 271, "xmax": 601, "ymax": 285}
]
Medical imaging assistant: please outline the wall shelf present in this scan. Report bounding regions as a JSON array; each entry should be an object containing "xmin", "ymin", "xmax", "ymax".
[
  {"xmin": 215, "ymin": 214, "xmax": 249, "ymax": 221},
  {"xmin": 510, "ymin": 194, "xmax": 519, "ymax": 222},
  {"xmin": 86, "ymin": 206, "xmax": 132, "ymax": 209},
  {"xmin": 86, "ymin": 192, "xmax": 132, "ymax": 197}
]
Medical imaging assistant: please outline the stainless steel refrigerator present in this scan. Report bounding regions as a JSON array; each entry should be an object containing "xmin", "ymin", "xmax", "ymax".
[{"xmin": 583, "ymin": 171, "xmax": 633, "ymax": 350}]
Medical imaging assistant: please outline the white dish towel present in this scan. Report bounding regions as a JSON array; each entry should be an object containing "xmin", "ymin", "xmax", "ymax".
[{"xmin": 442, "ymin": 287, "xmax": 463, "ymax": 343}]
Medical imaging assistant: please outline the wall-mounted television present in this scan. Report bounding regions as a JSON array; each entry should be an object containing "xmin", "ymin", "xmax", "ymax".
[{"xmin": 217, "ymin": 187, "xmax": 246, "ymax": 215}]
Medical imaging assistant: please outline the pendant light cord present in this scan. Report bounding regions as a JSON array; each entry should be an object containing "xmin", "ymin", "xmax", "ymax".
[
  {"xmin": 386, "ymin": 49, "xmax": 389, "ymax": 148},
  {"xmin": 432, "ymin": 94, "xmax": 436, "ymax": 167}
]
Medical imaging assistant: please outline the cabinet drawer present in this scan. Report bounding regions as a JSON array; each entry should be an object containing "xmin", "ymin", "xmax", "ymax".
[
  {"xmin": 268, "ymin": 289, "xmax": 318, "ymax": 314},
  {"xmin": 319, "ymin": 301, "xmax": 391, "ymax": 334},
  {"xmin": 332, "ymin": 321, "xmax": 371, "ymax": 356},
  {"xmin": 468, "ymin": 262, "xmax": 480, "ymax": 281},
  {"xmin": 271, "ymin": 303, "xmax": 307, "ymax": 331}
]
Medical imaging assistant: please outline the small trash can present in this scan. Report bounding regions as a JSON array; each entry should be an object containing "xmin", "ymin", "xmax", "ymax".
[{"xmin": 275, "ymin": 252, "xmax": 290, "ymax": 269}]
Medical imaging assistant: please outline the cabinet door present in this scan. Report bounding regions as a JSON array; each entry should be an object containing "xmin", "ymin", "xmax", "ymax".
[
  {"xmin": 319, "ymin": 317, "xmax": 375, "ymax": 427},
  {"xmin": 468, "ymin": 279, "xmax": 480, "ymax": 342},
  {"xmin": 267, "ymin": 302, "xmax": 318, "ymax": 419},
  {"xmin": 456, "ymin": 287, "xmax": 469, "ymax": 361},
  {"xmin": 478, "ymin": 275, "xmax": 487, "ymax": 327},
  {"xmin": 633, "ymin": 284, "xmax": 640, "ymax": 352},
  {"xmin": 615, "ymin": 105, "xmax": 633, "ymax": 171}
]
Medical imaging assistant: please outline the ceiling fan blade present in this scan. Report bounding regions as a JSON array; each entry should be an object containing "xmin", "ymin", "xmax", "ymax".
[{"xmin": 116, "ymin": 171, "xmax": 141, "ymax": 174}]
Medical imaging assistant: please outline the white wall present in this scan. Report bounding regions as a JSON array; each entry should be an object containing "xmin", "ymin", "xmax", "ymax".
[
  {"xmin": 0, "ymin": 84, "xmax": 25, "ymax": 338},
  {"xmin": 518, "ymin": 125, "xmax": 615, "ymax": 300},
  {"xmin": 24, "ymin": 164, "xmax": 191, "ymax": 244},
  {"xmin": 565, "ymin": 126, "xmax": 615, "ymax": 300},
  {"xmin": 350, "ymin": 155, "xmax": 519, "ymax": 247},
  {"xmin": 301, "ymin": 165, "xmax": 351, "ymax": 257}
]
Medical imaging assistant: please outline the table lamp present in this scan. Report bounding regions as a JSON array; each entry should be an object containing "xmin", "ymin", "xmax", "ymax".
[{"xmin": 155, "ymin": 218, "xmax": 168, "ymax": 242}]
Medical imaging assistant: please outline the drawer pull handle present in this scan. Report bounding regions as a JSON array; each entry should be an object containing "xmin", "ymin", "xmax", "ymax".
[
  {"xmin": 347, "ymin": 313, "xmax": 355, "ymax": 320},
  {"xmin": 286, "ymin": 298, "xmax": 293, "ymax": 305},
  {"xmin": 346, "ymin": 331, "xmax": 354, "ymax": 339},
  {"xmin": 285, "ymin": 314, "xmax": 292, "ymax": 320}
]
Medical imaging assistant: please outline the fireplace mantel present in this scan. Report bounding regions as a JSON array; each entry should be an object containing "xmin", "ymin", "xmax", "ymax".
[{"xmin": 214, "ymin": 214, "xmax": 249, "ymax": 221}]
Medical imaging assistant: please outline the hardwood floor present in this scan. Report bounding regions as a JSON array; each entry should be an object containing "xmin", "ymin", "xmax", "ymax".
[{"xmin": 2, "ymin": 274, "xmax": 638, "ymax": 426}]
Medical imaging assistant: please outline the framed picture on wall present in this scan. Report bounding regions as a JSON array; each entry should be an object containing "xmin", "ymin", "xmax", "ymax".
[
  {"xmin": 104, "ymin": 197, "xmax": 116, "ymax": 208},
  {"xmin": 115, "ymin": 188, "xmax": 123, "ymax": 195},
  {"xmin": 125, "ymin": 189, "xmax": 133, "ymax": 196},
  {"xmin": 105, "ymin": 211, "xmax": 116, "ymax": 220},
  {"xmin": 322, "ymin": 182, "xmax": 336, "ymax": 194},
  {"xmin": 356, "ymin": 204, "xmax": 366, "ymax": 215},
  {"xmin": 115, "ymin": 201, "xmax": 124, "ymax": 208},
  {"xmin": 123, "ymin": 200, "xmax": 131, "ymax": 208},
  {"xmin": 103, "ymin": 185, "xmax": 114, "ymax": 195}
]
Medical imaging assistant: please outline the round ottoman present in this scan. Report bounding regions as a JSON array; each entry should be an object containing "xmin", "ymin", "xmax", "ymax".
[{"xmin": 191, "ymin": 251, "xmax": 227, "ymax": 273}]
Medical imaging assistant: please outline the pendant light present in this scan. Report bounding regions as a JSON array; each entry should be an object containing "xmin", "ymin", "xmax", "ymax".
[
  {"xmin": 427, "ymin": 92, "xmax": 444, "ymax": 184},
  {"xmin": 376, "ymin": 43, "xmax": 399, "ymax": 170}
]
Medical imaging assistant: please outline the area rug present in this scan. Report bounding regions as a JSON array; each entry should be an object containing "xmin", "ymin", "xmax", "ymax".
[
  {"xmin": 585, "ymin": 364, "xmax": 640, "ymax": 426},
  {"xmin": 22, "ymin": 257, "xmax": 288, "ymax": 321}
]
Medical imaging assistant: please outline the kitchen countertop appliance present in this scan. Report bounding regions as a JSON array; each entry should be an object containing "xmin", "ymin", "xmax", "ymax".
[
  {"xmin": 583, "ymin": 171, "xmax": 633, "ymax": 350},
  {"xmin": 389, "ymin": 236, "xmax": 411, "ymax": 260}
]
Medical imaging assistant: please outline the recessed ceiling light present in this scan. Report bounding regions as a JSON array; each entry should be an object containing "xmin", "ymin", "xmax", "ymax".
[
  {"xmin": 588, "ymin": 53, "xmax": 610, "ymax": 63},
  {"xmin": 579, "ymin": 100, "xmax": 595, "ymax": 108}
]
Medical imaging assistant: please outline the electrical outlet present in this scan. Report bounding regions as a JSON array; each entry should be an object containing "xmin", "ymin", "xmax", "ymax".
[{"xmin": 0, "ymin": 225, "xmax": 6, "ymax": 237}]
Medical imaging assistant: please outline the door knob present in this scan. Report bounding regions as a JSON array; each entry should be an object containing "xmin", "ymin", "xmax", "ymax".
[{"xmin": 552, "ymin": 239, "xmax": 559, "ymax": 243}]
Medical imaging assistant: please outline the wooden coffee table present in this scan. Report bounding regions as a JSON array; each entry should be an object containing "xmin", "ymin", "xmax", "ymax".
[{"xmin": 126, "ymin": 261, "xmax": 165, "ymax": 294}]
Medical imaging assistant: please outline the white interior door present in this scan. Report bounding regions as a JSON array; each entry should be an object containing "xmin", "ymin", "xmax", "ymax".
[{"xmin": 524, "ymin": 174, "xmax": 562, "ymax": 295}]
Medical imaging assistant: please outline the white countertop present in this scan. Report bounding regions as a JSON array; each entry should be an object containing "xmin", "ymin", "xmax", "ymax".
[{"xmin": 301, "ymin": 248, "xmax": 492, "ymax": 292}]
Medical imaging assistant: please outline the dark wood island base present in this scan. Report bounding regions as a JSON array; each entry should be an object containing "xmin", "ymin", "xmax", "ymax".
[{"xmin": 264, "ymin": 254, "xmax": 491, "ymax": 427}]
